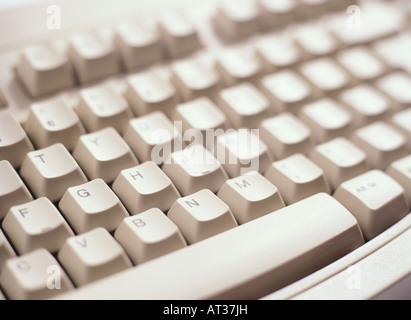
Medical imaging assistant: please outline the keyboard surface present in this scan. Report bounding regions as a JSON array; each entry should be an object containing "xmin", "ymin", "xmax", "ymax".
[{"xmin": 0, "ymin": 0, "xmax": 411, "ymax": 300}]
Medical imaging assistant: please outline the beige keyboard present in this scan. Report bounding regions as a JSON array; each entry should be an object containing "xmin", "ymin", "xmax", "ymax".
[{"xmin": 0, "ymin": 0, "xmax": 411, "ymax": 301}]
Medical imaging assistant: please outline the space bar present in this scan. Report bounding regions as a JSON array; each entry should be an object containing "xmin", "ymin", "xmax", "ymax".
[{"xmin": 54, "ymin": 193, "xmax": 364, "ymax": 300}]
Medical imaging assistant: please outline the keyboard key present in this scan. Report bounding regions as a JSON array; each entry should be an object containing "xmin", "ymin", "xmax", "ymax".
[
  {"xmin": 215, "ymin": 45, "xmax": 262, "ymax": 86},
  {"xmin": 2, "ymin": 197, "xmax": 74, "ymax": 254},
  {"xmin": 16, "ymin": 44, "xmax": 74, "ymax": 97},
  {"xmin": 171, "ymin": 57, "xmax": 221, "ymax": 101},
  {"xmin": 162, "ymin": 144, "xmax": 228, "ymax": 196},
  {"xmin": 73, "ymin": 127, "xmax": 138, "ymax": 183},
  {"xmin": 299, "ymin": 57, "xmax": 352, "ymax": 96},
  {"xmin": 0, "ymin": 229, "xmax": 16, "ymax": 273},
  {"xmin": 123, "ymin": 71, "xmax": 178, "ymax": 118},
  {"xmin": 0, "ymin": 248, "xmax": 73, "ymax": 300},
  {"xmin": 112, "ymin": 161, "xmax": 180, "ymax": 215},
  {"xmin": 387, "ymin": 155, "xmax": 411, "ymax": 207},
  {"xmin": 214, "ymin": 0, "xmax": 261, "ymax": 40},
  {"xmin": 293, "ymin": 23, "xmax": 338, "ymax": 57},
  {"xmin": 259, "ymin": 112, "xmax": 313, "ymax": 159},
  {"xmin": 173, "ymin": 97, "xmax": 229, "ymax": 149},
  {"xmin": 217, "ymin": 171, "xmax": 285, "ymax": 224},
  {"xmin": 0, "ymin": 160, "xmax": 33, "ymax": 220},
  {"xmin": 59, "ymin": 178, "xmax": 129, "ymax": 233},
  {"xmin": 351, "ymin": 121, "xmax": 407, "ymax": 170},
  {"xmin": 334, "ymin": 170, "xmax": 409, "ymax": 240},
  {"xmin": 114, "ymin": 19, "xmax": 163, "ymax": 71},
  {"xmin": 75, "ymin": 84, "xmax": 133, "ymax": 134},
  {"xmin": 217, "ymin": 82, "xmax": 273, "ymax": 129},
  {"xmin": 123, "ymin": 111, "xmax": 183, "ymax": 165},
  {"xmin": 158, "ymin": 11, "xmax": 201, "ymax": 57},
  {"xmin": 24, "ymin": 99, "xmax": 86, "ymax": 150},
  {"xmin": 264, "ymin": 153, "xmax": 330, "ymax": 204},
  {"xmin": 309, "ymin": 137, "xmax": 368, "ymax": 191},
  {"xmin": 67, "ymin": 33, "xmax": 119, "ymax": 83},
  {"xmin": 391, "ymin": 108, "xmax": 411, "ymax": 151},
  {"xmin": 258, "ymin": 0, "xmax": 297, "ymax": 30},
  {"xmin": 254, "ymin": 33, "xmax": 302, "ymax": 70},
  {"xmin": 214, "ymin": 128, "xmax": 272, "ymax": 177},
  {"xmin": 376, "ymin": 71, "xmax": 411, "ymax": 109},
  {"xmin": 114, "ymin": 208, "xmax": 187, "ymax": 264},
  {"xmin": 0, "ymin": 112, "xmax": 34, "ymax": 168},
  {"xmin": 167, "ymin": 189, "xmax": 238, "ymax": 244},
  {"xmin": 336, "ymin": 46, "xmax": 389, "ymax": 82},
  {"xmin": 339, "ymin": 84, "xmax": 391, "ymax": 128},
  {"xmin": 298, "ymin": 98, "xmax": 352, "ymax": 143},
  {"xmin": 372, "ymin": 34, "xmax": 411, "ymax": 73},
  {"xmin": 56, "ymin": 193, "xmax": 364, "ymax": 300},
  {"xmin": 58, "ymin": 227, "xmax": 132, "ymax": 286},
  {"xmin": 20, "ymin": 143, "xmax": 87, "ymax": 202},
  {"xmin": 260, "ymin": 69, "xmax": 314, "ymax": 114}
]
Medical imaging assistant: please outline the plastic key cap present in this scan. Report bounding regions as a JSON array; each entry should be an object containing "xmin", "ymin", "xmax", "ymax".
[
  {"xmin": 0, "ymin": 248, "xmax": 73, "ymax": 300},
  {"xmin": 2, "ymin": 197, "xmax": 74, "ymax": 254},
  {"xmin": 264, "ymin": 153, "xmax": 330, "ymax": 204},
  {"xmin": 114, "ymin": 208, "xmax": 187, "ymax": 264},
  {"xmin": 16, "ymin": 44, "xmax": 74, "ymax": 97},
  {"xmin": 59, "ymin": 178, "xmax": 129, "ymax": 233}
]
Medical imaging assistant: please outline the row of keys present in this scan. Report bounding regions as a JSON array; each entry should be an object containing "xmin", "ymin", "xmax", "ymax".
[
  {"xmin": 3, "ymin": 62, "xmax": 411, "ymax": 168},
  {"xmin": 214, "ymin": 0, "xmax": 357, "ymax": 40},
  {"xmin": 16, "ymin": 11, "xmax": 202, "ymax": 97},
  {"xmin": 2, "ymin": 138, "xmax": 411, "ymax": 243},
  {"xmin": 1, "ymin": 151, "xmax": 411, "ymax": 299},
  {"xmin": 11, "ymin": 20, "xmax": 407, "ymax": 109},
  {"xmin": 16, "ymin": 0, "xmax": 399, "ymax": 102},
  {"xmin": 0, "ymin": 191, "xmax": 363, "ymax": 299},
  {"xmin": 1, "ymin": 105, "xmax": 410, "ymax": 207}
]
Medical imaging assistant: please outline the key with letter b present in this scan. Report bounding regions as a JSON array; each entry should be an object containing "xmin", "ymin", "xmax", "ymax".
[
  {"xmin": 16, "ymin": 44, "xmax": 74, "ymax": 97},
  {"xmin": 115, "ymin": 208, "xmax": 187, "ymax": 264},
  {"xmin": 264, "ymin": 153, "xmax": 330, "ymax": 205},
  {"xmin": 59, "ymin": 178, "xmax": 129, "ymax": 233},
  {"xmin": 0, "ymin": 112, "xmax": 34, "ymax": 168},
  {"xmin": 73, "ymin": 127, "xmax": 138, "ymax": 184}
]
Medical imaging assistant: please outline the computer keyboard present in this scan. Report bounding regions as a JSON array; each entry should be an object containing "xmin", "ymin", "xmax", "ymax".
[{"xmin": 0, "ymin": 0, "xmax": 410, "ymax": 301}]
